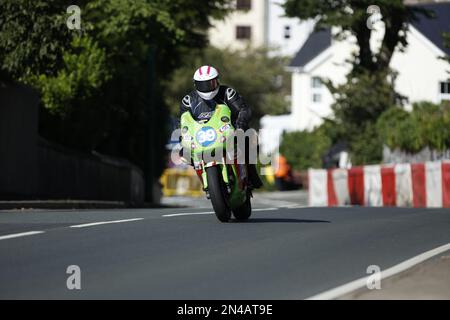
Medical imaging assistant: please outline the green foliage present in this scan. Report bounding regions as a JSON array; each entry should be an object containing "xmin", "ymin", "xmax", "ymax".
[
  {"xmin": 0, "ymin": 0, "xmax": 233, "ymax": 115},
  {"xmin": 278, "ymin": 71, "xmax": 398, "ymax": 168},
  {"xmin": 376, "ymin": 106, "xmax": 411, "ymax": 149},
  {"xmin": 0, "ymin": 1, "xmax": 72, "ymax": 82},
  {"xmin": 0, "ymin": 1, "xmax": 113, "ymax": 114},
  {"xmin": 0, "ymin": 0, "xmax": 233, "ymax": 198},
  {"xmin": 279, "ymin": 128, "xmax": 332, "ymax": 171},
  {"xmin": 26, "ymin": 36, "xmax": 110, "ymax": 115},
  {"xmin": 323, "ymin": 71, "xmax": 398, "ymax": 164},
  {"xmin": 331, "ymin": 71, "xmax": 398, "ymax": 128},
  {"xmin": 283, "ymin": 101, "xmax": 450, "ymax": 169},
  {"xmin": 349, "ymin": 123, "xmax": 383, "ymax": 165},
  {"xmin": 377, "ymin": 102, "xmax": 450, "ymax": 153},
  {"xmin": 164, "ymin": 46, "xmax": 291, "ymax": 127}
]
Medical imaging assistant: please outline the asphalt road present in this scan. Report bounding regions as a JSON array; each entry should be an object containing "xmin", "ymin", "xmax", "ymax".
[{"xmin": 0, "ymin": 193, "xmax": 449, "ymax": 299}]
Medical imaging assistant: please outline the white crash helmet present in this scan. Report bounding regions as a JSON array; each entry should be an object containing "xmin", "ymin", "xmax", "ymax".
[{"xmin": 193, "ymin": 65, "xmax": 220, "ymax": 100}]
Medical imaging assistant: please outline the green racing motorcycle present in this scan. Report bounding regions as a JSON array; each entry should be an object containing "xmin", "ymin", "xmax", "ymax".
[{"xmin": 180, "ymin": 104, "xmax": 252, "ymax": 222}]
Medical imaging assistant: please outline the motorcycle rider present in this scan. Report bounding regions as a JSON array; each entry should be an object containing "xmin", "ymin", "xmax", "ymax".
[{"xmin": 179, "ymin": 65, "xmax": 263, "ymax": 189}]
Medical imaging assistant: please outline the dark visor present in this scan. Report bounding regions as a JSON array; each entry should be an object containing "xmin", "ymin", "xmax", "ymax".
[{"xmin": 195, "ymin": 78, "xmax": 219, "ymax": 93}]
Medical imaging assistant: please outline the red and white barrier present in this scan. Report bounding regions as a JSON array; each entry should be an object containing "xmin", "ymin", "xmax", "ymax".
[{"xmin": 308, "ymin": 161, "xmax": 450, "ymax": 208}]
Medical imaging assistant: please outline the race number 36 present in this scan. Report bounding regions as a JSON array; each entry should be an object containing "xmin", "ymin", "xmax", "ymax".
[{"xmin": 196, "ymin": 127, "xmax": 217, "ymax": 147}]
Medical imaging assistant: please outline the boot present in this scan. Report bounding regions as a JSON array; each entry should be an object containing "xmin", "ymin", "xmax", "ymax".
[{"xmin": 247, "ymin": 164, "xmax": 263, "ymax": 189}]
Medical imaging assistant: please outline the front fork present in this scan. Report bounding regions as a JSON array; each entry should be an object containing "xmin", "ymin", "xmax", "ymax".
[{"xmin": 195, "ymin": 160, "xmax": 247, "ymax": 198}]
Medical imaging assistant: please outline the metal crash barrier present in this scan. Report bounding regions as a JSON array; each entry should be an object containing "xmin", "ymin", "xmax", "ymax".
[{"xmin": 160, "ymin": 168, "xmax": 203, "ymax": 197}]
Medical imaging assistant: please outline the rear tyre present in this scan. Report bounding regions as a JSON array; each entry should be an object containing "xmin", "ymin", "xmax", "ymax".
[
  {"xmin": 232, "ymin": 193, "xmax": 252, "ymax": 221},
  {"xmin": 206, "ymin": 166, "xmax": 231, "ymax": 222}
]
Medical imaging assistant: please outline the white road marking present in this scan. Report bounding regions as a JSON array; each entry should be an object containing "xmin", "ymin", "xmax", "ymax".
[
  {"xmin": 285, "ymin": 205, "xmax": 311, "ymax": 209},
  {"xmin": 306, "ymin": 242, "xmax": 450, "ymax": 300},
  {"xmin": 0, "ymin": 231, "xmax": 45, "ymax": 241},
  {"xmin": 164, "ymin": 208, "xmax": 280, "ymax": 217},
  {"xmin": 163, "ymin": 212, "xmax": 214, "ymax": 217},
  {"xmin": 256, "ymin": 198, "xmax": 300, "ymax": 208},
  {"xmin": 70, "ymin": 218, "xmax": 144, "ymax": 228}
]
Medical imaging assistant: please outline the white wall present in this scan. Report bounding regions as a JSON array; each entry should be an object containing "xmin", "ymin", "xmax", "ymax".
[
  {"xmin": 267, "ymin": 0, "xmax": 314, "ymax": 56},
  {"xmin": 391, "ymin": 26, "xmax": 450, "ymax": 109},
  {"xmin": 260, "ymin": 29, "xmax": 354, "ymax": 154},
  {"xmin": 209, "ymin": 0, "xmax": 314, "ymax": 56},
  {"xmin": 290, "ymin": 28, "xmax": 356, "ymax": 131},
  {"xmin": 209, "ymin": 0, "xmax": 266, "ymax": 50},
  {"xmin": 259, "ymin": 114, "xmax": 294, "ymax": 154}
]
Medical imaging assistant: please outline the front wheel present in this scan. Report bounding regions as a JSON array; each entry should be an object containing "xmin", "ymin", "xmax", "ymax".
[
  {"xmin": 232, "ymin": 193, "xmax": 252, "ymax": 221},
  {"xmin": 206, "ymin": 166, "xmax": 231, "ymax": 222}
]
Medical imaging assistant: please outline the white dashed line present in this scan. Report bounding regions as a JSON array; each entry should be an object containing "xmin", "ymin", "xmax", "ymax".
[
  {"xmin": 163, "ymin": 212, "xmax": 214, "ymax": 217},
  {"xmin": 252, "ymin": 208, "xmax": 279, "ymax": 212},
  {"xmin": 0, "ymin": 231, "xmax": 45, "ymax": 241},
  {"xmin": 69, "ymin": 218, "xmax": 144, "ymax": 228}
]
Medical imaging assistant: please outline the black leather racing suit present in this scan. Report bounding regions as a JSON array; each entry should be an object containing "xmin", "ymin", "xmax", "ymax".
[
  {"xmin": 179, "ymin": 85, "xmax": 262, "ymax": 188},
  {"xmin": 179, "ymin": 85, "xmax": 251, "ymax": 129}
]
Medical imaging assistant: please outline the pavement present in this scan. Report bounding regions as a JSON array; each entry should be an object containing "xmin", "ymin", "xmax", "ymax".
[
  {"xmin": 340, "ymin": 252, "xmax": 450, "ymax": 300},
  {"xmin": 0, "ymin": 190, "xmax": 449, "ymax": 299}
]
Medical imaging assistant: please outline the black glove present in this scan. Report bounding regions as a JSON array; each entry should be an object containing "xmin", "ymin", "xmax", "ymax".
[{"xmin": 236, "ymin": 117, "xmax": 247, "ymax": 130}]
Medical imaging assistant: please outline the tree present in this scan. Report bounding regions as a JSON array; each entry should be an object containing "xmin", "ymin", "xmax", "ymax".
[
  {"xmin": 0, "ymin": 0, "xmax": 233, "ymax": 113},
  {"xmin": 329, "ymin": 70, "xmax": 403, "ymax": 132},
  {"xmin": 282, "ymin": 1, "xmax": 434, "ymax": 166},
  {"xmin": 377, "ymin": 102, "xmax": 450, "ymax": 153},
  {"xmin": 164, "ymin": 46, "xmax": 291, "ymax": 128},
  {"xmin": 325, "ymin": 71, "xmax": 399, "ymax": 164},
  {"xmin": 279, "ymin": 127, "xmax": 331, "ymax": 171},
  {"xmin": 283, "ymin": 0, "xmax": 432, "ymax": 75},
  {"xmin": 0, "ymin": 1, "xmax": 72, "ymax": 84},
  {"xmin": 28, "ymin": 36, "xmax": 110, "ymax": 114},
  {"xmin": 0, "ymin": 0, "xmax": 233, "ymax": 201}
]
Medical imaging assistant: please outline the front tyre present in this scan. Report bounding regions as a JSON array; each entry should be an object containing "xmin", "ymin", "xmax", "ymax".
[
  {"xmin": 232, "ymin": 193, "xmax": 252, "ymax": 221},
  {"xmin": 206, "ymin": 166, "xmax": 231, "ymax": 222}
]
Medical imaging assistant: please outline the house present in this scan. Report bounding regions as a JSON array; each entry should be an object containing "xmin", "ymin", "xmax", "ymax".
[
  {"xmin": 266, "ymin": 0, "xmax": 315, "ymax": 56},
  {"xmin": 209, "ymin": 0, "xmax": 267, "ymax": 50},
  {"xmin": 260, "ymin": 2, "xmax": 450, "ymax": 154},
  {"xmin": 208, "ymin": 0, "xmax": 314, "ymax": 56}
]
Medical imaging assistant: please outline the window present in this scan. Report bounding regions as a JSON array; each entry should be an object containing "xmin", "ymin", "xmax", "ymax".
[
  {"xmin": 284, "ymin": 25, "xmax": 291, "ymax": 39},
  {"xmin": 441, "ymin": 81, "xmax": 450, "ymax": 94},
  {"xmin": 236, "ymin": 26, "xmax": 252, "ymax": 40},
  {"xmin": 311, "ymin": 77, "xmax": 323, "ymax": 88},
  {"xmin": 311, "ymin": 77, "xmax": 323, "ymax": 104},
  {"xmin": 440, "ymin": 81, "xmax": 450, "ymax": 102},
  {"xmin": 312, "ymin": 94, "xmax": 322, "ymax": 103},
  {"xmin": 236, "ymin": 0, "xmax": 251, "ymax": 10}
]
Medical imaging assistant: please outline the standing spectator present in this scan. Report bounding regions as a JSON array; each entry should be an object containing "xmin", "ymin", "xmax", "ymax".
[{"xmin": 274, "ymin": 154, "xmax": 298, "ymax": 191}]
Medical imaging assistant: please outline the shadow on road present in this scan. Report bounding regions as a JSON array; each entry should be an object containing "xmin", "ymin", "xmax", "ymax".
[{"xmin": 235, "ymin": 218, "xmax": 330, "ymax": 223}]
